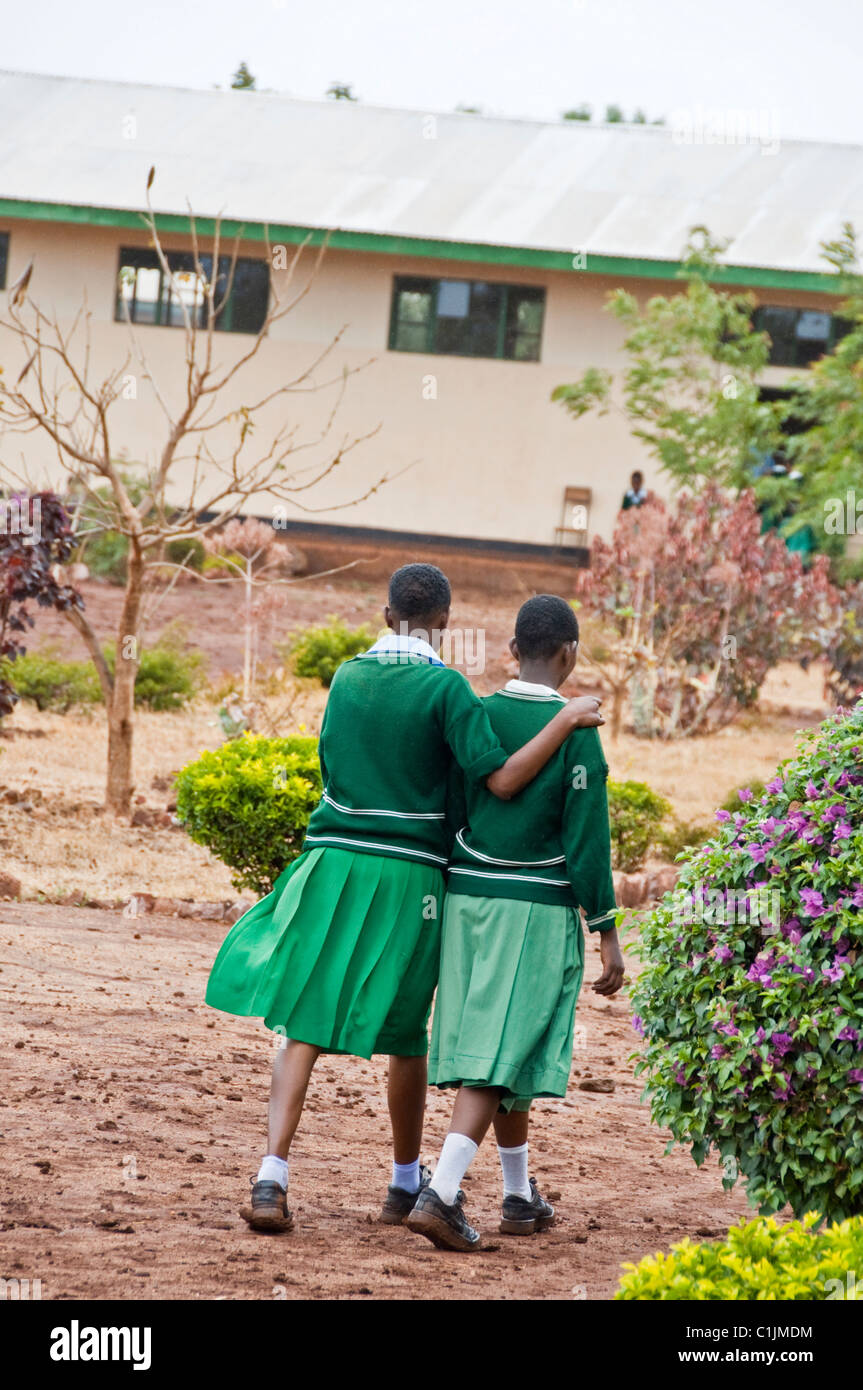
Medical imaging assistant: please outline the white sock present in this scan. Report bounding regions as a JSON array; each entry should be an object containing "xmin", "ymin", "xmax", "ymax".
[
  {"xmin": 429, "ymin": 1133, "xmax": 478, "ymax": 1207},
  {"xmin": 257, "ymin": 1154, "xmax": 289, "ymax": 1189},
  {"xmin": 498, "ymin": 1142, "xmax": 531, "ymax": 1200},
  {"xmin": 392, "ymin": 1158, "xmax": 421, "ymax": 1193}
]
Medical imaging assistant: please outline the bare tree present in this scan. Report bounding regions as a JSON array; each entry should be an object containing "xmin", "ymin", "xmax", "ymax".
[{"xmin": 0, "ymin": 175, "xmax": 389, "ymax": 813}]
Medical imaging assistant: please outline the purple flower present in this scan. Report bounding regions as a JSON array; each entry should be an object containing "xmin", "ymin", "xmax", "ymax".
[
  {"xmin": 771, "ymin": 1032, "xmax": 794, "ymax": 1056},
  {"xmin": 852, "ymin": 885, "xmax": 863, "ymax": 909},
  {"xmin": 805, "ymin": 779, "xmax": 819, "ymax": 800},
  {"xmin": 745, "ymin": 843, "xmax": 767, "ymax": 863},
  {"xmin": 822, "ymin": 960, "xmax": 845, "ymax": 984},
  {"xmin": 713, "ymin": 944, "xmax": 733, "ymax": 962},
  {"xmin": 799, "ymin": 888, "xmax": 826, "ymax": 918},
  {"xmin": 766, "ymin": 777, "xmax": 784, "ymax": 794},
  {"xmin": 772, "ymin": 1073, "xmax": 793, "ymax": 1100},
  {"xmin": 717, "ymin": 1022, "xmax": 739, "ymax": 1036},
  {"xmin": 738, "ymin": 788, "xmax": 753, "ymax": 803},
  {"xmin": 715, "ymin": 809, "xmax": 732, "ymax": 822},
  {"xmin": 710, "ymin": 1044, "xmax": 727, "ymax": 1060},
  {"xmin": 838, "ymin": 1027, "xmax": 860, "ymax": 1044},
  {"xmin": 631, "ymin": 1014, "xmax": 645, "ymax": 1037},
  {"xmin": 675, "ymin": 1068, "xmax": 687, "ymax": 1084},
  {"xmin": 833, "ymin": 821, "xmax": 852, "ymax": 841},
  {"xmin": 755, "ymin": 1027, "xmax": 768, "ymax": 1044}
]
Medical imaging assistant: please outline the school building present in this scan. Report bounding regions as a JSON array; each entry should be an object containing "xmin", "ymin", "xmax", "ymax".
[{"xmin": 1, "ymin": 70, "xmax": 861, "ymax": 566}]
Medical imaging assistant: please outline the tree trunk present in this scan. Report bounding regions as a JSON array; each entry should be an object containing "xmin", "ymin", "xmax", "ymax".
[{"xmin": 106, "ymin": 540, "xmax": 144, "ymax": 815}]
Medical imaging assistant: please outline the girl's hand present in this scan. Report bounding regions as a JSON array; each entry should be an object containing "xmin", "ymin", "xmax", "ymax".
[
  {"xmin": 592, "ymin": 930, "xmax": 625, "ymax": 996},
  {"xmin": 565, "ymin": 695, "xmax": 604, "ymax": 728}
]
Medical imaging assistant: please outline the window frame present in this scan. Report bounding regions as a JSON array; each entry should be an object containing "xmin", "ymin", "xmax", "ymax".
[
  {"xmin": 115, "ymin": 246, "xmax": 270, "ymax": 335},
  {"xmin": 753, "ymin": 304, "xmax": 845, "ymax": 368},
  {"xmin": 388, "ymin": 274, "xmax": 546, "ymax": 362}
]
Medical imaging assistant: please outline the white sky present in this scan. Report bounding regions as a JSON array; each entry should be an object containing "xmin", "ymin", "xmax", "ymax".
[{"xmin": 5, "ymin": 0, "xmax": 863, "ymax": 145}]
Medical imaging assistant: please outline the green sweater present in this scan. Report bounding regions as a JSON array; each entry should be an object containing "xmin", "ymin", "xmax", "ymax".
[
  {"xmin": 447, "ymin": 685, "xmax": 617, "ymax": 929},
  {"xmin": 302, "ymin": 651, "xmax": 508, "ymax": 868}
]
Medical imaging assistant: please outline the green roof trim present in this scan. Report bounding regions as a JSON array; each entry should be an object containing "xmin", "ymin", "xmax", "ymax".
[{"xmin": 0, "ymin": 197, "xmax": 843, "ymax": 294}]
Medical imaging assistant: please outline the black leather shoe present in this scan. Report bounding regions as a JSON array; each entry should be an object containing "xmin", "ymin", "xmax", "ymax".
[
  {"xmin": 380, "ymin": 1163, "xmax": 433, "ymax": 1224},
  {"xmin": 239, "ymin": 1178, "xmax": 294, "ymax": 1233},
  {"xmin": 405, "ymin": 1186, "xmax": 480, "ymax": 1252},
  {"xmin": 499, "ymin": 1178, "xmax": 555, "ymax": 1235}
]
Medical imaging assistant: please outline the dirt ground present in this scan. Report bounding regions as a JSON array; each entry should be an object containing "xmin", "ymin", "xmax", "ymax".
[{"xmin": 0, "ymin": 901, "xmax": 753, "ymax": 1302}]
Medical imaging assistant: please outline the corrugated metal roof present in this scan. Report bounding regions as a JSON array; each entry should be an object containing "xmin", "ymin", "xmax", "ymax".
[{"xmin": 1, "ymin": 69, "xmax": 862, "ymax": 273}]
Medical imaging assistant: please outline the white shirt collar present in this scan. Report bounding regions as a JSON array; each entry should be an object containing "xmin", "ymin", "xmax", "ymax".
[
  {"xmin": 504, "ymin": 678, "xmax": 563, "ymax": 698},
  {"xmin": 366, "ymin": 632, "xmax": 444, "ymax": 664}
]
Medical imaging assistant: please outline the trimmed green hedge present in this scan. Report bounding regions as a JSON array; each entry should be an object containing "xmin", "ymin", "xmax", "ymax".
[
  {"xmin": 616, "ymin": 1213, "xmax": 863, "ymax": 1300},
  {"xmin": 175, "ymin": 733, "xmax": 322, "ymax": 895},
  {"xmin": 281, "ymin": 617, "xmax": 376, "ymax": 687}
]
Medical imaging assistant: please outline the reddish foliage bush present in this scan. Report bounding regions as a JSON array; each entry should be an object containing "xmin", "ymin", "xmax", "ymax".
[{"xmin": 576, "ymin": 486, "xmax": 841, "ymax": 737}]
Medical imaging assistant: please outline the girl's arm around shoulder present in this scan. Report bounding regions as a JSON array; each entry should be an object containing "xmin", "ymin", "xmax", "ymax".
[{"xmin": 486, "ymin": 695, "xmax": 605, "ymax": 800}]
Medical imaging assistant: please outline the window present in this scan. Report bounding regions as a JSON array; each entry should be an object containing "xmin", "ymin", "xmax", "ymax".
[
  {"xmin": 389, "ymin": 276, "xmax": 545, "ymax": 361},
  {"xmin": 753, "ymin": 305, "xmax": 847, "ymax": 367},
  {"xmin": 0, "ymin": 232, "xmax": 8, "ymax": 290},
  {"xmin": 116, "ymin": 248, "xmax": 270, "ymax": 333}
]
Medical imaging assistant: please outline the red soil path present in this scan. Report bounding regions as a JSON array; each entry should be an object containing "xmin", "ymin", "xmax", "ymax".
[{"xmin": 0, "ymin": 903, "xmax": 751, "ymax": 1302}]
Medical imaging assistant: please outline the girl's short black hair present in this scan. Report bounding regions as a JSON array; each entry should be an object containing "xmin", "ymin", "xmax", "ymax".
[
  {"xmin": 514, "ymin": 594, "xmax": 579, "ymax": 659},
  {"xmin": 388, "ymin": 563, "xmax": 451, "ymax": 619}
]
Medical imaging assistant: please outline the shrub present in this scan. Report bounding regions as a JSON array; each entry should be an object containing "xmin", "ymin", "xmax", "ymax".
[
  {"xmin": 130, "ymin": 642, "xmax": 206, "ymax": 711},
  {"xmin": 827, "ymin": 583, "xmax": 863, "ymax": 708},
  {"xmin": 616, "ymin": 1213, "xmax": 863, "ymax": 1300},
  {"xmin": 573, "ymin": 487, "xmax": 841, "ymax": 737},
  {"xmin": 630, "ymin": 704, "xmax": 863, "ymax": 1223},
  {"xmin": 2, "ymin": 647, "xmax": 100, "ymax": 711},
  {"xmin": 80, "ymin": 529, "xmax": 128, "ymax": 584},
  {"xmin": 8, "ymin": 625, "xmax": 205, "ymax": 713},
  {"xmin": 282, "ymin": 617, "xmax": 376, "ymax": 687},
  {"xmin": 174, "ymin": 732, "xmax": 322, "ymax": 894},
  {"xmin": 608, "ymin": 779, "xmax": 671, "ymax": 871},
  {"xmin": 165, "ymin": 536, "xmax": 206, "ymax": 573}
]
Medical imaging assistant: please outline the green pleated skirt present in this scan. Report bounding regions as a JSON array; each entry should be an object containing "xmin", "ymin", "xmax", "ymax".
[
  {"xmin": 205, "ymin": 847, "xmax": 445, "ymax": 1058},
  {"xmin": 429, "ymin": 892, "xmax": 585, "ymax": 1111}
]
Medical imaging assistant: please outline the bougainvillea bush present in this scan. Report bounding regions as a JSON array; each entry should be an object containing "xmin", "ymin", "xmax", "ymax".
[
  {"xmin": 630, "ymin": 703, "xmax": 863, "ymax": 1222},
  {"xmin": 616, "ymin": 1213, "xmax": 863, "ymax": 1300}
]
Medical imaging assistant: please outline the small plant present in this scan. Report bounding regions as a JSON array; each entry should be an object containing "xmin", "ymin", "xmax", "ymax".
[
  {"xmin": 616, "ymin": 1213, "xmax": 863, "ymax": 1300},
  {"xmin": 174, "ymin": 732, "xmax": 322, "ymax": 894},
  {"xmin": 282, "ymin": 617, "xmax": 376, "ymax": 688},
  {"xmin": 630, "ymin": 704, "xmax": 863, "ymax": 1223},
  {"xmin": 164, "ymin": 536, "xmax": 206, "ymax": 573},
  {"xmin": 7, "ymin": 625, "xmax": 205, "ymax": 713},
  {"xmin": 1, "ymin": 647, "xmax": 100, "ymax": 711},
  {"xmin": 607, "ymin": 779, "xmax": 672, "ymax": 872}
]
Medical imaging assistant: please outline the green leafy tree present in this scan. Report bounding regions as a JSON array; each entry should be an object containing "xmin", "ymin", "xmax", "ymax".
[
  {"xmin": 552, "ymin": 228, "xmax": 780, "ymax": 492},
  {"xmin": 326, "ymin": 82, "xmax": 357, "ymax": 101},
  {"xmin": 780, "ymin": 223, "xmax": 863, "ymax": 574},
  {"xmin": 562, "ymin": 104, "xmax": 592, "ymax": 121},
  {"xmin": 604, "ymin": 103, "xmax": 625, "ymax": 123},
  {"xmin": 231, "ymin": 62, "xmax": 256, "ymax": 90}
]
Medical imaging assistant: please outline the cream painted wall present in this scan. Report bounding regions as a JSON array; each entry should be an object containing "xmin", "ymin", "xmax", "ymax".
[{"xmin": 0, "ymin": 217, "xmax": 837, "ymax": 547}]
